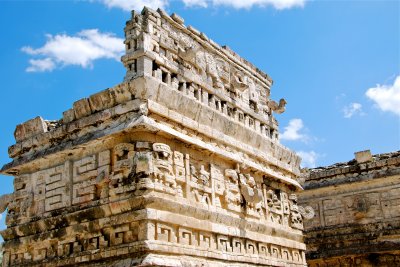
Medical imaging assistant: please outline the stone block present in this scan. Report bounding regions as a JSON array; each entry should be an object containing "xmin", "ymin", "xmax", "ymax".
[
  {"xmin": 89, "ymin": 89, "xmax": 115, "ymax": 112},
  {"xmin": 188, "ymin": 26, "xmax": 200, "ymax": 36},
  {"xmin": 171, "ymin": 13, "xmax": 184, "ymax": 24},
  {"xmin": 111, "ymin": 84, "xmax": 132, "ymax": 104},
  {"xmin": 62, "ymin": 108, "xmax": 75, "ymax": 124},
  {"xmin": 112, "ymin": 99, "xmax": 141, "ymax": 116},
  {"xmin": 148, "ymin": 100, "xmax": 168, "ymax": 117},
  {"xmin": 73, "ymin": 98, "xmax": 92, "ymax": 119},
  {"xmin": 14, "ymin": 116, "xmax": 48, "ymax": 142},
  {"xmin": 355, "ymin": 150, "xmax": 372, "ymax": 164}
]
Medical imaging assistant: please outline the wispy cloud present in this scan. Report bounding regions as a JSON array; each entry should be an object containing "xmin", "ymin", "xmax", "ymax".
[
  {"xmin": 22, "ymin": 29, "xmax": 124, "ymax": 72},
  {"xmin": 366, "ymin": 75, "xmax": 400, "ymax": 116},
  {"xmin": 182, "ymin": 0, "xmax": 208, "ymax": 7},
  {"xmin": 26, "ymin": 58, "xmax": 56, "ymax": 73},
  {"xmin": 99, "ymin": 0, "xmax": 169, "ymax": 11},
  {"xmin": 343, "ymin": 102, "xmax": 364, "ymax": 118},
  {"xmin": 297, "ymin": 150, "xmax": 318, "ymax": 168},
  {"xmin": 280, "ymin": 118, "xmax": 309, "ymax": 142},
  {"xmin": 212, "ymin": 0, "xmax": 305, "ymax": 9},
  {"xmin": 97, "ymin": 0, "xmax": 305, "ymax": 11}
]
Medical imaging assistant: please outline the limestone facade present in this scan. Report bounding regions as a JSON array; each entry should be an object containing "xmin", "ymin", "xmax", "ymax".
[
  {"xmin": 299, "ymin": 150, "xmax": 400, "ymax": 267},
  {"xmin": 0, "ymin": 243, "xmax": 3, "ymax": 266},
  {"xmin": 0, "ymin": 8, "xmax": 310, "ymax": 267}
]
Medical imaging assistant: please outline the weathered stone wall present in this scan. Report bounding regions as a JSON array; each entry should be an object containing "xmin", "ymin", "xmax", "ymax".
[
  {"xmin": 299, "ymin": 150, "xmax": 400, "ymax": 267},
  {"xmin": 0, "ymin": 7, "xmax": 308, "ymax": 267},
  {"xmin": 0, "ymin": 243, "xmax": 3, "ymax": 267}
]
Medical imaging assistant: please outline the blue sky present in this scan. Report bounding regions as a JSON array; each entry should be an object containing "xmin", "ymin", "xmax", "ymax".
[{"xmin": 0, "ymin": 0, "xmax": 399, "ymax": 233}]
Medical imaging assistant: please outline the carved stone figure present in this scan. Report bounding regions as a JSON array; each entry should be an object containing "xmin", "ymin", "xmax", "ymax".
[
  {"xmin": 215, "ymin": 58, "xmax": 230, "ymax": 87},
  {"xmin": 232, "ymin": 71, "xmax": 249, "ymax": 92},
  {"xmin": 109, "ymin": 143, "xmax": 136, "ymax": 196},
  {"xmin": 239, "ymin": 174, "xmax": 263, "ymax": 210},
  {"xmin": 199, "ymin": 165, "xmax": 210, "ymax": 186},
  {"xmin": 224, "ymin": 169, "xmax": 241, "ymax": 211},
  {"xmin": 299, "ymin": 205, "xmax": 315, "ymax": 220},
  {"xmin": 178, "ymin": 46, "xmax": 201, "ymax": 72},
  {"xmin": 152, "ymin": 143, "xmax": 176, "ymax": 189},
  {"xmin": 113, "ymin": 143, "xmax": 135, "ymax": 178},
  {"xmin": 267, "ymin": 98, "xmax": 287, "ymax": 114},
  {"xmin": 178, "ymin": 46, "xmax": 224, "ymax": 90},
  {"xmin": 267, "ymin": 189, "xmax": 283, "ymax": 224},
  {"xmin": 289, "ymin": 194, "xmax": 303, "ymax": 229}
]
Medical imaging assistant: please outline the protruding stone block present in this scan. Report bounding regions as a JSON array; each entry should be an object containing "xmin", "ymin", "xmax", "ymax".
[
  {"xmin": 89, "ymin": 89, "xmax": 115, "ymax": 112},
  {"xmin": 14, "ymin": 116, "xmax": 47, "ymax": 142},
  {"xmin": 73, "ymin": 98, "xmax": 92, "ymax": 119},
  {"xmin": 111, "ymin": 84, "xmax": 132, "ymax": 104},
  {"xmin": 171, "ymin": 13, "xmax": 184, "ymax": 25},
  {"xmin": 355, "ymin": 150, "xmax": 372, "ymax": 164}
]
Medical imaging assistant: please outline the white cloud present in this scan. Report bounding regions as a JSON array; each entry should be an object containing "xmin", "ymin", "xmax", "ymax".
[
  {"xmin": 343, "ymin": 102, "xmax": 364, "ymax": 118},
  {"xmin": 280, "ymin": 118, "xmax": 308, "ymax": 142},
  {"xmin": 26, "ymin": 58, "xmax": 56, "ymax": 72},
  {"xmin": 297, "ymin": 150, "xmax": 318, "ymax": 168},
  {"xmin": 212, "ymin": 0, "xmax": 305, "ymax": 9},
  {"xmin": 96, "ymin": 0, "xmax": 304, "ymax": 11},
  {"xmin": 366, "ymin": 75, "xmax": 400, "ymax": 116},
  {"xmin": 183, "ymin": 0, "xmax": 208, "ymax": 7},
  {"xmin": 99, "ymin": 0, "xmax": 169, "ymax": 11},
  {"xmin": 22, "ymin": 29, "xmax": 124, "ymax": 72}
]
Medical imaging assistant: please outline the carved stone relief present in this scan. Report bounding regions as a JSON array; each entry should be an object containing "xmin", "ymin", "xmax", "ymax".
[{"xmin": 1, "ymin": 141, "xmax": 308, "ymax": 232}]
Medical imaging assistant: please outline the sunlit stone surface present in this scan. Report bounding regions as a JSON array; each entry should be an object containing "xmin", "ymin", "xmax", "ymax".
[{"xmin": 0, "ymin": 7, "xmax": 310, "ymax": 267}]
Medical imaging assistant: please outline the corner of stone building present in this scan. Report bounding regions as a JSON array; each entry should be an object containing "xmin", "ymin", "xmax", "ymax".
[{"xmin": 0, "ymin": 7, "xmax": 311, "ymax": 267}]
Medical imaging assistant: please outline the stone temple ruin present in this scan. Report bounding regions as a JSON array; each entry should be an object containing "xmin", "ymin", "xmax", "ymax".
[
  {"xmin": 0, "ymin": 8, "xmax": 312, "ymax": 267},
  {"xmin": 300, "ymin": 150, "xmax": 400, "ymax": 266},
  {"xmin": 2, "ymin": 7, "xmax": 399, "ymax": 267}
]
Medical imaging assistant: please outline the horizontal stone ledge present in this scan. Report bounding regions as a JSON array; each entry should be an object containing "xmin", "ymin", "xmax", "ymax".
[
  {"xmin": 1, "ymin": 112, "xmax": 146, "ymax": 175},
  {"xmin": 141, "ymin": 116, "xmax": 302, "ymax": 189},
  {"xmin": 305, "ymin": 244, "xmax": 400, "ymax": 260},
  {"xmin": 303, "ymin": 168, "xmax": 400, "ymax": 190},
  {"xmin": 147, "ymin": 99, "xmax": 300, "ymax": 177},
  {"xmin": 6, "ymin": 99, "xmax": 145, "ymax": 161},
  {"xmin": 140, "ymin": 253, "xmax": 306, "ymax": 267},
  {"xmin": 1, "ymin": 193, "xmax": 303, "ymax": 243},
  {"xmin": 145, "ymin": 241, "xmax": 306, "ymax": 266},
  {"xmin": 3, "ymin": 117, "xmax": 301, "ymax": 191},
  {"xmin": 1, "ymin": 240, "xmax": 306, "ymax": 267}
]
